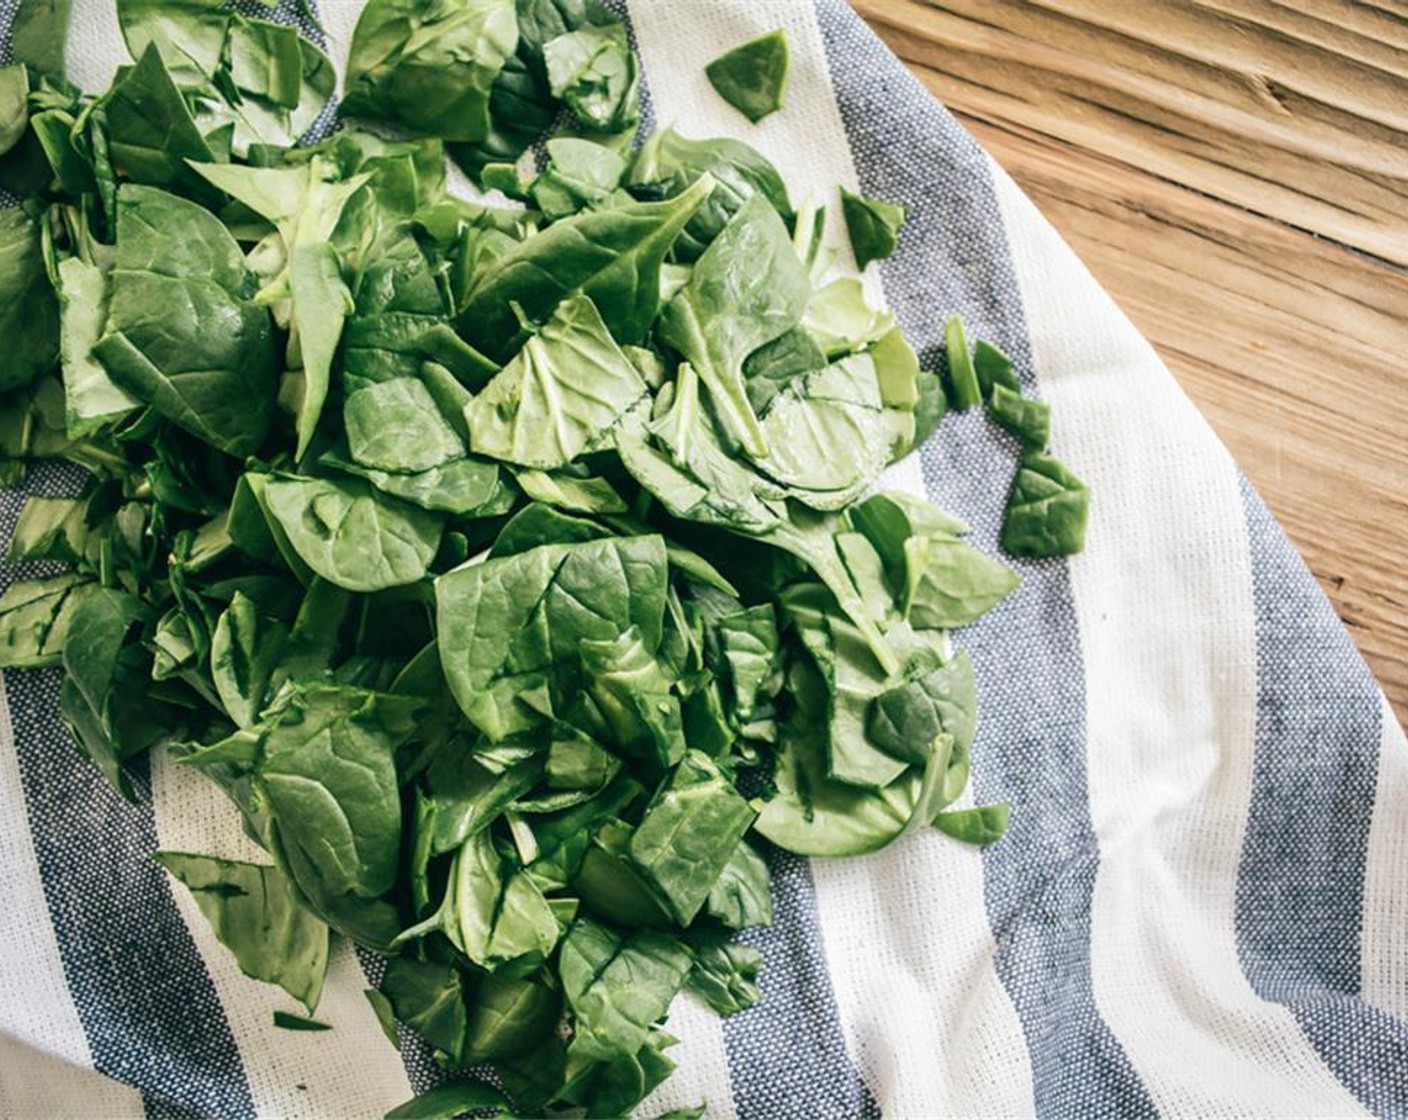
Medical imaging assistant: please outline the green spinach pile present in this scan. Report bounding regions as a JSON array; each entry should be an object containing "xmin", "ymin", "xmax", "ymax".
[{"xmin": 0, "ymin": 2, "xmax": 1088, "ymax": 1117}]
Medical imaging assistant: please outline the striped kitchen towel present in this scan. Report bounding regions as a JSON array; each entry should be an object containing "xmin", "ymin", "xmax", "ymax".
[{"xmin": 2, "ymin": 0, "xmax": 1405, "ymax": 1116}]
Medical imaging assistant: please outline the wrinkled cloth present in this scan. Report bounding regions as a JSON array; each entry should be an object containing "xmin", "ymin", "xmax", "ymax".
[{"xmin": 2, "ymin": 1, "xmax": 1405, "ymax": 1117}]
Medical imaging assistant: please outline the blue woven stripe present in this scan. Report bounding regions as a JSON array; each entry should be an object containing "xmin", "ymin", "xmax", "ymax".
[
  {"xmin": 1237, "ymin": 478, "xmax": 1408, "ymax": 1114},
  {"xmin": 0, "ymin": 461, "xmax": 255, "ymax": 1120},
  {"xmin": 721, "ymin": 848, "xmax": 883, "ymax": 1120},
  {"xmin": 813, "ymin": 4, "xmax": 1156, "ymax": 1117}
]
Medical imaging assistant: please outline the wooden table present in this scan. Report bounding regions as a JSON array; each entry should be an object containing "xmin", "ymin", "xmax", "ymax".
[{"xmin": 853, "ymin": 0, "xmax": 1408, "ymax": 724}]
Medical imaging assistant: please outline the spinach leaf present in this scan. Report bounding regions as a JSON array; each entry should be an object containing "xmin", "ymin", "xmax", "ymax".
[
  {"xmin": 0, "ymin": 207, "xmax": 60, "ymax": 394},
  {"xmin": 933, "ymin": 801, "xmax": 1012, "ymax": 847},
  {"xmin": 100, "ymin": 45, "xmax": 215, "ymax": 197},
  {"xmin": 190, "ymin": 159, "xmax": 367, "ymax": 459},
  {"xmin": 903, "ymin": 535, "xmax": 1020, "ymax": 630},
  {"xmin": 343, "ymin": 0, "xmax": 519, "ymax": 142},
  {"xmin": 657, "ymin": 194, "xmax": 809, "ymax": 458},
  {"xmin": 543, "ymin": 20, "xmax": 639, "ymax": 134},
  {"xmin": 436, "ymin": 534, "xmax": 668, "ymax": 740},
  {"xmin": 262, "ymin": 475, "xmax": 444, "ymax": 593},
  {"xmin": 684, "ymin": 938, "xmax": 761, "ymax": 1017},
  {"xmin": 93, "ymin": 186, "xmax": 275, "ymax": 456},
  {"xmin": 442, "ymin": 830, "xmax": 560, "ymax": 973},
  {"xmin": 754, "ymin": 659, "xmax": 922, "ymax": 857},
  {"xmin": 256, "ymin": 685, "xmax": 416, "ymax": 927},
  {"xmin": 840, "ymin": 187, "xmax": 906, "ymax": 269},
  {"xmin": 974, "ymin": 337, "xmax": 1020, "ymax": 400},
  {"xmin": 464, "ymin": 973, "xmax": 561, "ymax": 1063},
  {"xmin": 531, "ymin": 137, "xmax": 626, "ymax": 220},
  {"xmin": 380, "ymin": 956, "xmax": 470, "ymax": 1064},
  {"xmin": 580, "ymin": 625, "xmax": 686, "ymax": 771},
  {"xmin": 627, "ymin": 750, "xmax": 755, "ymax": 926},
  {"xmin": 60, "ymin": 588, "xmax": 182, "ymax": 799},
  {"xmin": 559, "ymin": 919, "xmax": 693, "ymax": 1062},
  {"xmin": 156, "ymin": 852, "xmax": 329, "ymax": 1012},
  {"xmin": 466, "ymin": 293, "xmax": 647, "ymax": 469},
  {"xmin": 989, "ymin": 383, "xmax": 1050, "ymax": 450},
  {"xmin": 802, "ymin": 277, "xmax": 895, "ymax": 358},
  {"xmin": 573, "ymin": 817, "xmax": 674, "ymax": 928},
  {"xmin": 11, "ymin": 0, "xmax": 71, "ymax": 79},
  {"xmin": 346, "ymin": 377, "xmax": 465, "ymax": 473},
  {"xmin": 754, "ymin": 352, "xmax": 908, "ymax": 509},
  {"xmin": 943, "ymin": 313, "xmax": 981, "ymax": 411},
  {"xmin": 713, "ymin": 604, "xmax": 782, "ymax": 729},
  {"xmin": 0, "ymin": 573, "xmax": 96, "ymax": 669},
  {"xmin": 1001, "ymin": 450, "xmax": 1090, "ymax": 558},
  {"xmin": 0, "ymin": 65, "xmax": 29, "ymax": 158},
  {"xmin": 704, "ymin": 29, "xmax": 790, "ymax": 124},
  {"xmin": 742, "ymin": 325, "xmax": 827, "ymax": 416},
  {"xmin": 627, "ymin": 127, "xmax": 792, "ymax": 262},
  {"xmin": 706, "ymin": 839, "xmax": 773, "ymax": 929},
  {"xmin": 210, "ymin": 592, "xmax": 288, "ymax": 729},
  {"xmin": 56, "ymin": 257, "xmax": 138, "ymax": 438},
  {"xmin": 455, "ymin": 173, "xmax": 714, "ymax": 360},
  {"xmin": 866, "ymin": 651, "xmax": 977, "ymax": 772},
  {"xmin": 515, "ymin": 468, "xmax": 627, "ymax": 514}
]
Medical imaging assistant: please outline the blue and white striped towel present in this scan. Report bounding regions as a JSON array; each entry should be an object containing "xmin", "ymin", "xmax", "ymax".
[{"xmin": 3, "ymin": 1, "xmax": 1405, "ymax": 1116}]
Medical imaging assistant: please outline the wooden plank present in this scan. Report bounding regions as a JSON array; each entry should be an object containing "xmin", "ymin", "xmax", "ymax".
[
  {"xmin": 852, "ymin": 0, "xmax": 1408, "ymax": 264},
  {"xmin": 852, "ymin": 0, "xmax": 1408, "ymax": 720}
]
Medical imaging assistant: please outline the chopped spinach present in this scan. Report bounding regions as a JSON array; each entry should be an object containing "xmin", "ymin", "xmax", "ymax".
[
  {"xmin": 840, "ymin": 187, "xmax": 907, "ymax": 268},
  {"xmin": 0, "ymin": 7, "xmax": 1092, "ymax": 1117}
]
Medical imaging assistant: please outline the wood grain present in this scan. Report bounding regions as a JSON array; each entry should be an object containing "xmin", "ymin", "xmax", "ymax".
[{"xmin": 852, "ymin": 0, "xmax": 1408, "ymax": 721}]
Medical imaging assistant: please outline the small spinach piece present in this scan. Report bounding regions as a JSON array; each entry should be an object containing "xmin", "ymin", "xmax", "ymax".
[
  {"xmin": 346, "ymin": 377, "xmax": 465, "ymax": 473},
  {"xmin": 543, "ymin": 20, "xmax": 639, "ymax": 134},
  {"xmin": 705, "ymin": 839, "xmax": 773, "ymax": 929},
  {"xmin": 0, "ymin": 573, "xmax": 96, "ymax": 669},
  {"xmin": 93, "ymin": 186, "xmax": 275, "ymax": 456},
  {"xmin": 704, "ymin": 29, "xmax": 790, "ymax": 124},
  {"xmin": 943, "ymin": 314, "xmax": 981, "ymax": 411},
  {"xmin": 974, "ymin": 337, "xmax": 1020, "ymax": 400},
  {"xmin": 384, "ymin": 1082, "xmax": 511, "ymax": 1120},
  {"xmin": 436, "ymin": 534, "xmax": 669, "ymax": 740},
  {"xmin": 1001, "ymin": 451, "xmax": 1090, "ymax": 558},
  {"xmin": 903, "ymin": 535, "xmax": 1020, "ymax": 630},
  {"xmin": 0, "ymin": 65, "xmax": 30, "ymax": 158},
  {"xmin": 380, "ymin": 956, "xmax": 470, "ymax": 1065},
  {"xmin": 933, "ymin": 801, "xmax": 1012, "ymax": 847},
  {"xmin": 580, "ymin": 626, "xmax": 686, "ymax": 772},
  {"xmin": 840, "ymin": 188, "xmax": 906, "ymax": 269},
  {"xmin": 684, "ymin": 938, "xmax": 761, "ymax": 1017},
  {"xmin": 988, "ymin": 383, "xmax": 1051, "ymax": 450}
]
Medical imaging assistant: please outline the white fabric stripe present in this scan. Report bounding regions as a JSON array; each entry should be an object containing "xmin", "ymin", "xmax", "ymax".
[
  {"xmin": 0, "ymin": 677, "xmax": 145, "ymax": 1120},
  {"xmin": 63, "ymin": 0, "xmax": 123, "ymax": 97},
  {"xmin": 640, "ymin": 993, "xmax": 739, "ymax": 1120},
  {"xmin": 149, "ymin": 748, "xmax": 412, "ymax": 1120},
  {"xmin": 991, "ymin": 161, "xmax": 1370, "ymax": 1118},
  {"xmin": 0, "ymin": 1030, "xmax": 143, "ymax": 1120},
  {"xmin": 1361, "ymin": 696, "xmax": 1408, "ymax": 1020},
  {"xmin": 629, "ymin": 2, "xmax": 1034, "ymax": 1112}
]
